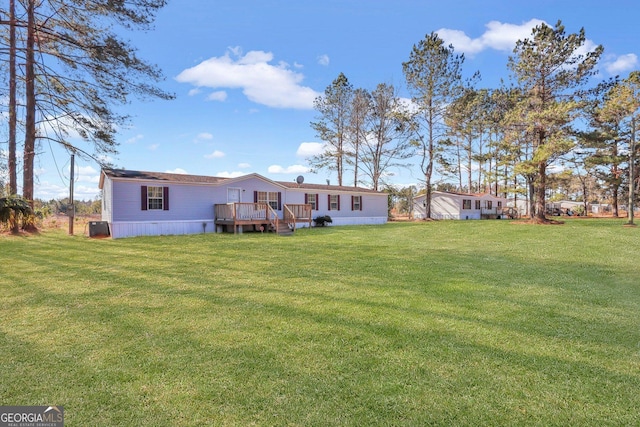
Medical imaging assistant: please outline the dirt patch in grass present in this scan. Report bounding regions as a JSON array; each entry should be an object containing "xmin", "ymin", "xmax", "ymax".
[
  {"xmin": 1, "ymin": 214, "xmax": 100, "ymax": 237},
  {"xmin": 511, "ymin": 217, "xmax": 565, "ymax": 225},
  {"xmin": 42, "ymin": 214, "xmax": 100, "ymax": 235}
]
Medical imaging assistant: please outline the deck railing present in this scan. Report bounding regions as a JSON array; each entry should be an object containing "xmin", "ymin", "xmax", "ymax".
[
  {"xmin": 236, "ymin": 203, "xmax": 268, "ymax": 220},
  {"xmin": 214, "ymin": 202, "xmax": 313, "ymax": 233},
  {"xmin": 283, "ymin": 205, "xmax": 296, "ymax": 230},
  {"xmin": 214, "ymin": 203, "xmax": 235, "ymax": 221},
  {"xmin": 214, "ymin": 203, "xmax": 270, "ymax": 220},
  {"xmin": 481, "ymin": 207, "xmax": 503, "ymax": 215},
  {"xmin": 285, "ymin": 204, "xmax": 312, "ymax": 223},
  {"xmin": 267, "ymin": 205, "xmax": 279, "ymax": 231}
]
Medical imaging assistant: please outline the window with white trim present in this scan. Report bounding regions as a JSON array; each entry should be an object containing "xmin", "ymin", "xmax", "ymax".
[
  {"xmin": 257, "ymin": 191, "xmax": 279, "ymax": 210},
  {"xmin": 147, "ymin": 186, "xmax": 164, "ymax": 210},
  {"xmin": 329, "ymin": 194, "xmax": 339, "ymax": 210},
  {"xmin": 352, "ymin": 195, "xmax": 362, "ymax": 211},
  {"xmin": 306, "ymin": 193, "xmax": 317, "ymax": 210},
  {"xmin": 463, "ymin": 199, "xmax": 471, "ymax": 210},
  {"xmin": 475, "ymin": 200, "xmax": 481, "ymax": 210}
]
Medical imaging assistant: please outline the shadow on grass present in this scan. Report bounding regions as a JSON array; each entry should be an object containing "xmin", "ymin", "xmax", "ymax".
[{"xmin": 2, "ymin": 223, "xmax": 639, "ymax": 425}]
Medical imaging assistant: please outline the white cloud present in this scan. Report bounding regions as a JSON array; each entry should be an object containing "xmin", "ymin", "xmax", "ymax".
[
  {"xmin": 38, "ymin": 114, "xmax": 99, "ymax": 142},
  {"xmin": 296, "ymin": 142, "xmax": 324, "ymax": 157},
  {"xmin": 74, "ymin": 184, "xmax": 101, "ymax": 199},
  {"xmin": 228, "ymin": 45, "xmax": 243, "ymax": 56},
  {"xmin": 268, "ymin": 164, "xmax": 310, "ymax": 174},
  {"xmin": 437, "ymin": 19, "xmax": 546, "ymax": 56},
  {"xmin": 398, "ymin": 97, "xmax": 419, "ymax": 114},
  {"xmin": 604, "ymin": 53, "xmax": 638, "ymax": 75},
  {"xmin": 204, "ymin": 150, "xmax": 225, "ymax": 159},
  {"xmin": 176, "ymin": 48, "xmax": 320, "ymax": 109},
  {"xmin": 35, "ymin": 164, "xmax": 101, "ymax": 200},
  {"xmin": 436, "ymin": 28, "xmax": 485, "ymax": 56},
  {"xmin": 216, "ymin": 171, "xmax": 245, "ymax": 178},
  {"xmin": 194, "ymin": 132, "xmax": 213, "ymax": 143},
  {"xmin": 317, "ymin": 54, "xmax": 330, "ymax": 66},
  {"xmin": 188, "ymin": 88, "xmax": 201, "ymax": 96},
  {"xmin": 166, "ymin": 168, "xmax": 188, "ymax": 174},
  {"xmin": 34, "ymin": 181, "xmax": 67, "ymax": 200},
  {"xmin": 96, "ymin": 154, "xmax": 114, "ymax": 165},
  {"xmin": 206, "ymin": 91, "xmax": 228, "ymax": 102},
  {"xmin": 148, "ymin": 144, "xmax": 159, "ymax": 151},
  {"xmin": 126, "ymin": 134, "xmax": 144, "ymax": 144},
  {"xmin": 238, "ymin": 163, "xmax": 251, "ymax": 169},
  {"xmin": 35, "ymin": 180, "xmax": 99, "ymax": 201},
  {"xmin": 76, "ymin": 166, "xmax": 99, "ymax": 183}
]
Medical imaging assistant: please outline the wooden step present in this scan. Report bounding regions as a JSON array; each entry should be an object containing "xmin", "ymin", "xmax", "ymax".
[{"xmin": 275, "ymin": 222, "xmax": 294, "ymax": 236}]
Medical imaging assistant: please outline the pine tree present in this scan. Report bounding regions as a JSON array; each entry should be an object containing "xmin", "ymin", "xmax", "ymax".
[
  {"xmin": 1, "ymin": 0, "xmax": 174, "ymax": 214},
  {"xmin": 358, "ymin": 83, "xmax": 414, "ymax": 191},
  {"xmin": 507, "ymin": 20, "xmax": 602, "ymax": 221},
  {"xmin": 310, "ymin": 73, "xmax": 354, "ymax": 186},
  {"xmin": 403, "ymin": 32, "xmax": 466, "ymax": 218}
]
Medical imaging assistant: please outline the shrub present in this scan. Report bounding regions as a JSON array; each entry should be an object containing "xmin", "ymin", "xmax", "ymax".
[
  {"xmin": 0, "ymin": 195, "xmax": 33, "ymax": 231},
  {"xmin": 313, "ymin": 215, "xmax": 333, "ymax": 227}
]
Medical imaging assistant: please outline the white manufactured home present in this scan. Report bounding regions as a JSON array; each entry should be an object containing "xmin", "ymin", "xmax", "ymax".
[
  {"xmin": 99, "ymin": 169, "xmax": 388, "ymax": 238},
  {"xmin": 412, "ymin": 191, "xmax": 508, "ymax": 220}
]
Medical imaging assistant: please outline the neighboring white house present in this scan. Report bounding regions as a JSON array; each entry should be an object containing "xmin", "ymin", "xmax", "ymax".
[
  {"xmin": 507, "ymin": 198, "xmax": 529, "ymax": 218},
  {"xmin": 590, "ymin": 203, "xmax": 611, "ymax": 215},
  {"xmin": 546, "ymin": 200, "xmax": 586, "ymax": 216},
  {"xmin": 412, "ymin": 191, "xmax": 508, "ymax": 220},
  {"xmin": 99, "ymin": 169, "xmax": 388, "ymax": 238}
]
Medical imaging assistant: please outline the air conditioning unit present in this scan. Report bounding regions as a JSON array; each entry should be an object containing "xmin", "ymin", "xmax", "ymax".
[{"xmin": 89, "ymin": 221, "xmax": 110, "ymax": 238}]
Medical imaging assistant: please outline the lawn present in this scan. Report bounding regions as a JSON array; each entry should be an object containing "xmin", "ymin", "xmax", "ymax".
[{"xmin": 1, "ymin": 219, "xmax": 639, "ymax": 426}]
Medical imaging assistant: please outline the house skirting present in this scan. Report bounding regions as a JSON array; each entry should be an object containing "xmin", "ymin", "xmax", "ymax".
[
  {"xmin": 415, "ymin": 213, "xmax": 481, "ymax": 220},
  {"xmin": 108, "ymin": 216, "xmax": 388, "ymax": 238},
  {"xmin": 297, "ymin": 216, "xmax": 388, "ymax": 228},
  {"xmin": 109, "ymin": 220, "xmax": 216, "ymax": 238}
]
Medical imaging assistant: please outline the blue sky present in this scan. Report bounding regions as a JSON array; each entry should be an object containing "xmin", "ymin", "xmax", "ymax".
[{"xmin": 34, "ymin": 0, "xmax": 640, "ymax": 200}]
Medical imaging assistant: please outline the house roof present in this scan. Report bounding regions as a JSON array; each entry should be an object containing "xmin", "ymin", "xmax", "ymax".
[
  {"xmin": 100, "ymin": 169, "xmax": 382, "ymax": 194},
  {"xmin": 102, "ymin": 169, "xmax": 227, "ymax": 184},
  {"xmin": 277, "ymin": 181, "xmax": 381, "ymax": 194}
]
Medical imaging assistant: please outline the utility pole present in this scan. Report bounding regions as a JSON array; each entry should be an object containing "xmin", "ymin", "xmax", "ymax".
[{"xmin": 69, "ymin": 153, "xmax": 75, "ymax": 235}]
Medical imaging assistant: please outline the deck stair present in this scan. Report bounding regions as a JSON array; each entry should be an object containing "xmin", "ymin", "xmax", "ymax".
[
  {"xmin": 214, "ymin": 202, "xmax": 311, "ymax": 235},
  {"xmin": 274, "ymin": 221, "xmax": 294, "ymax": 236}
]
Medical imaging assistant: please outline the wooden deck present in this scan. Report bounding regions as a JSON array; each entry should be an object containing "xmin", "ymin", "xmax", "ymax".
[
  {"xmin": 481, "ymin": 207, "xmax": 505, "ymax": 219},
  {"xmin": 214, "ymin": 203, "xmax": 312, "ymax": 234}
]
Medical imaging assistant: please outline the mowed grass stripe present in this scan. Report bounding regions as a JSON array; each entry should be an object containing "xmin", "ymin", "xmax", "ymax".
[{"xmin": 0, "ymin": 219, "xmax": 638, "ymax": 426}]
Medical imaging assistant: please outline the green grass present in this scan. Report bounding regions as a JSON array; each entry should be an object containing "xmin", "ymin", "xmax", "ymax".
[{"xmin": 1, "ymin": 219, "xmax": 639, "ymax": 426}]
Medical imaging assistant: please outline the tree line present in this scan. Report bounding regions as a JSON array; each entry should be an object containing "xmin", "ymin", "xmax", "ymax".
[
  {"xmin": 309, "ymin": 21, "xmax": 640, "ymax": 222},
  {"xmin": 0, "ymin": 0, "xmax": 172, "ymax": 231}
]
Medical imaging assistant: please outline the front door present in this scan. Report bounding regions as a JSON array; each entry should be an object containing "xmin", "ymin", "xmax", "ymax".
[{"xmin": 227, "ymin": 188, "xmax": 241, "ymax": 203}]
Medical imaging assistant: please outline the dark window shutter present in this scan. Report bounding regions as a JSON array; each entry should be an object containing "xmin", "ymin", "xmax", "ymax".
[
  {"xmin": 304, "ymin": 193, "xmax": 308, "ymax": 204},
  {"xmin": 163, "ymin": 186, "xmax": 169, "ymax": 210},
  {"xmin": 337, "ymin": 195, "xmax": 341, "ymax": 211},
  {"xmin": 328, "ymin": 194, "xmax": 331, "ymax": 211},
  {"xmin": 360, "ymin": 196, "xmax": 363, "ymax": 211},
  {"xmin": 141, "ymin": 186, "xmax": 148, "ymax": 210},
  {"xmin": 351, "ymin": 196, "xmax": 355, "ymax": 211},
  {"xmin": 277, "ymin": 192, "xmax": 282, "ymax": 210},
  {"xmin": 254, "ymin": 191, "xmax": 258, "ymax": 203},
  {"xmin": 316, "ymin": 194, "xmax": 319, "ymax": 210}
]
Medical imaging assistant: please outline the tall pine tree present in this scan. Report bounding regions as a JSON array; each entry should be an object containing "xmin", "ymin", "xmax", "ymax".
[{"xmin": 507, "ymin": 20, "xmax": 602, "ymax": 221}]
